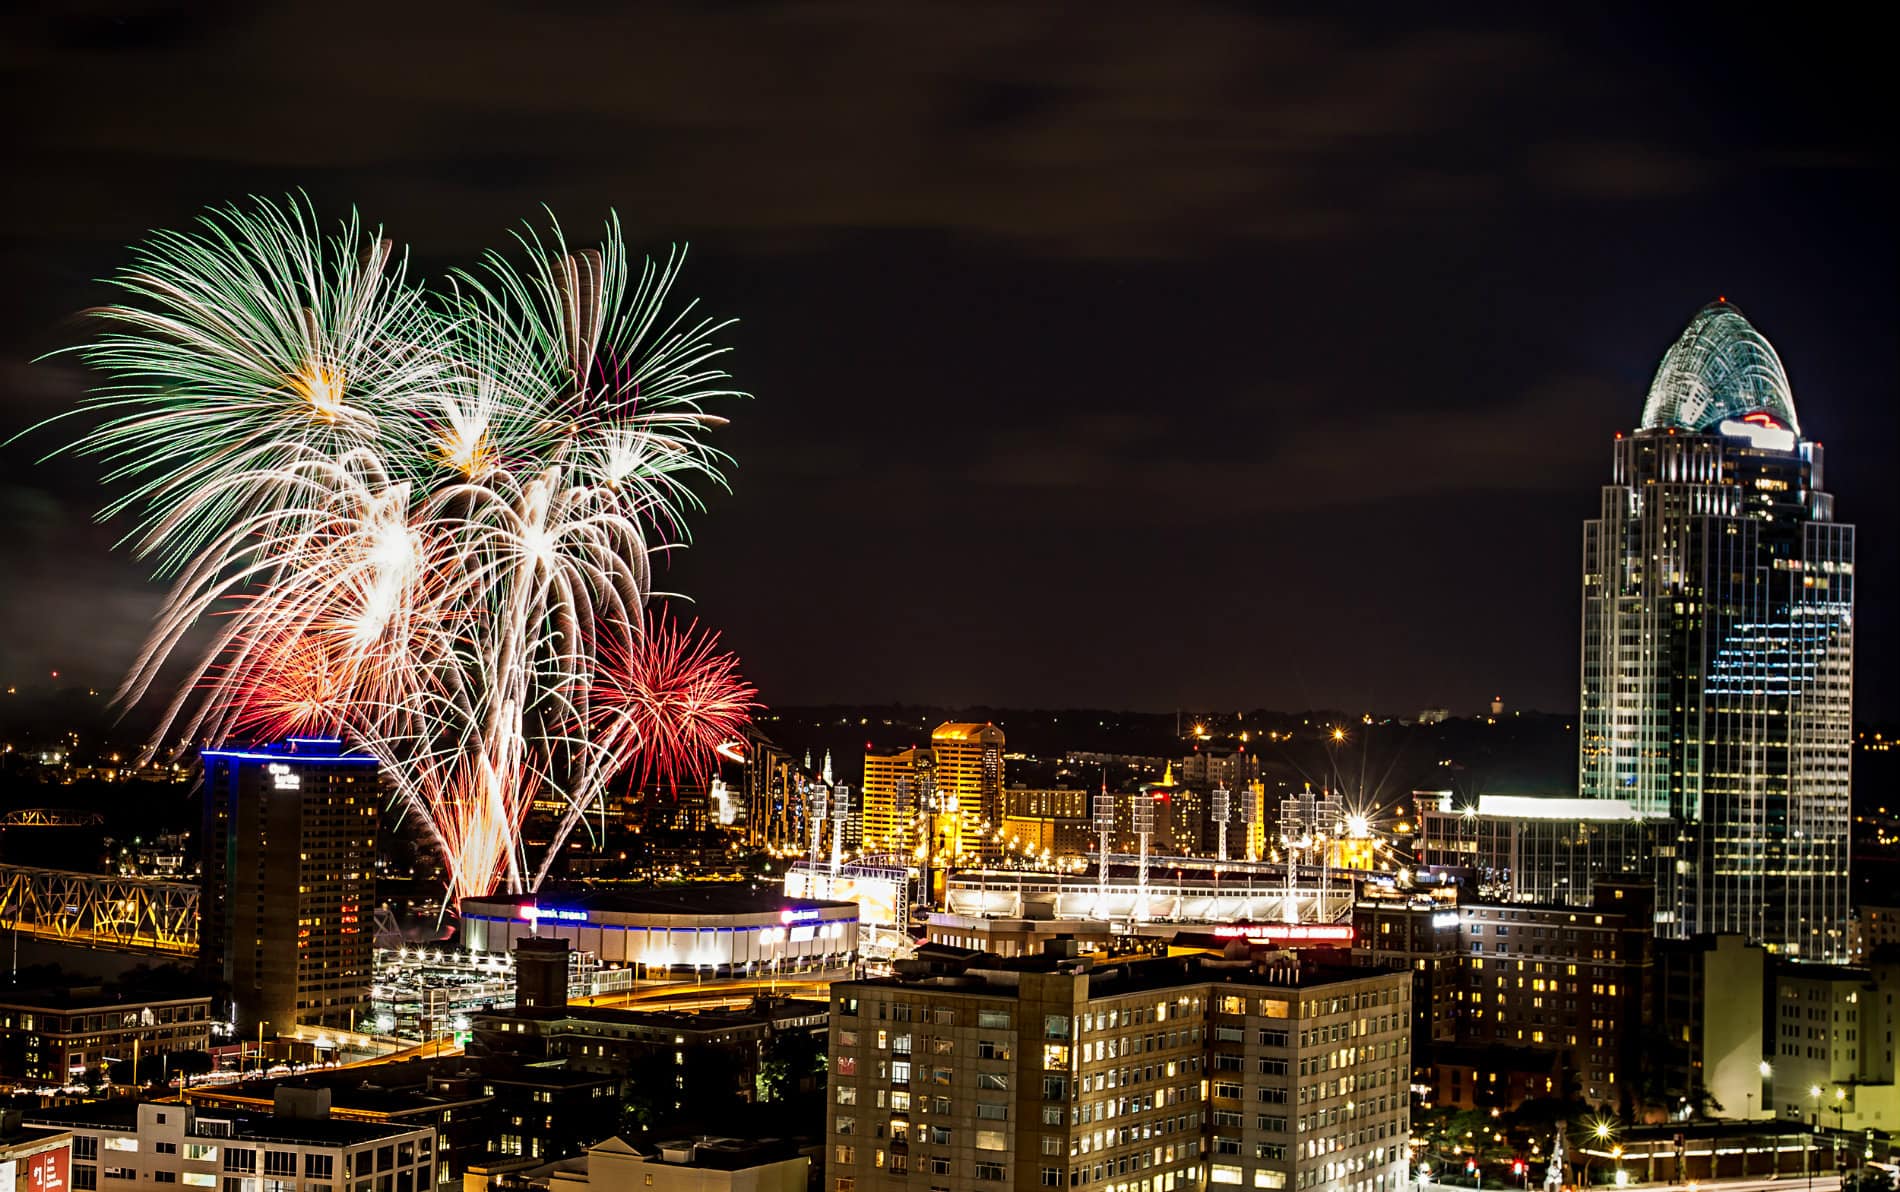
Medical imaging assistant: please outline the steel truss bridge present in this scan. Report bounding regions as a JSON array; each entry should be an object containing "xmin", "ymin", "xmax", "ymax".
[
  {"xmin": 0, "ymin": 808, "xmax": 107, "ymax": 827},
  {"xmin": 0, "ymin": 863, "xmax": 198, "ymax": 956}
]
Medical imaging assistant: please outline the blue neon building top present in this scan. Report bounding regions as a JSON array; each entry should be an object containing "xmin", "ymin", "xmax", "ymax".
[
  {"xmin": 202, "ymin": 737, "xmax": 379, "ymax": 764},
  {"xmin": 1639, "ymin": 300, "xmax": 1800, "ymax": 436}
]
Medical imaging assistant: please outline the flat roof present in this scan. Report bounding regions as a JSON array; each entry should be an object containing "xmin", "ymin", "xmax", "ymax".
[
  {"xmin": 476, "ymin": 997, "xmax": 827, "ymax": 1034},
  {"xmin": 0, "ymin": 1125, "xmax": 72, "ymax": 1153},
  {"xmin": 644, "ymin": 1137, "xmax": 801, "ymax": 1170},
  {"xmin": 186, "ymin": 1064, "xmax": 489, "ymax": 1115},
  {"xmin": 0, "ymin": 984, "xmax": 213, "ymax": 1011},
  {"xmin": 845, "ymin": 952, "xmax": 1403, "ymax": 1002},
  {"xmin": 462, "ymin": 884, "xmax": 855, "ymax": 917},
  {"xmin": 27, "ymin": 1104, "xmax": 426, "ymax": 1146},
  {"xmin": 1431, "ymin": 793, "xmax": 1645, "ymax": 821}
]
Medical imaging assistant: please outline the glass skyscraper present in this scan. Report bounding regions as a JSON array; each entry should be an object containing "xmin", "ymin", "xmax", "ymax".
[{"xmin": 1580, "ymin": 300, "xmax": 1854, "ymax": 961}]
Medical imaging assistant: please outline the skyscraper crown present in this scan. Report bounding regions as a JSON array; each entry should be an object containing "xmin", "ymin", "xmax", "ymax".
[{"xmin": 1639, "ymin": 299, "xmax": 1799, "ymax": 435}]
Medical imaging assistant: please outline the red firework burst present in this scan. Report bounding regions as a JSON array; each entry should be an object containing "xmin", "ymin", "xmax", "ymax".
[
  {"xmin": 590, "ymin": 613, "xmax": 756, "ymax": 791},
  {"xmin": 206, "ymin": 631, "xmax": 354, "ymax": 744}
]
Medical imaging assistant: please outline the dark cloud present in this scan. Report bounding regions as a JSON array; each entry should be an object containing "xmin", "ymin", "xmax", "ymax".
[
  {"xmin": 0, "ymin": 0, "xmax": 1892, "ymax": 718},
  {"xmin": 0, "ymin": 5, "xmax": 1688, "ymax": 256}
]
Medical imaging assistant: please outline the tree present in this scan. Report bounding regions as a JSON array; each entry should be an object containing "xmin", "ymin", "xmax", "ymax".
[
  {"xmin": 758, "ymin": 1030, "xmax": 823, "ymax": 1103},
  {"xmin": 622, "ymin": 1045, "xmax": 750, "ymax": 1136}
]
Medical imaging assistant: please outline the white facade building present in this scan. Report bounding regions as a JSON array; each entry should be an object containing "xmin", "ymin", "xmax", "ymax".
[{"xmin": 30, "ymin": 1102, "xmax": 435, "ymax": 1192}]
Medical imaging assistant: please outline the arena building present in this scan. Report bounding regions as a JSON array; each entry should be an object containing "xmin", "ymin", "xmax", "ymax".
[{"xmin": 459, "ymin": 886, "xmax": 859, "ymax": 977}]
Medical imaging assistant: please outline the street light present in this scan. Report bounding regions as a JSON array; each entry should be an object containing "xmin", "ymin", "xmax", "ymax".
[
  {"xmin": 1806, "ymin": 1088, "xmax": 1820, "ymax": 1192},
  {"xmin": 1579, "ymin": 1117, "xmax": 1617, "ymax": 1188}
]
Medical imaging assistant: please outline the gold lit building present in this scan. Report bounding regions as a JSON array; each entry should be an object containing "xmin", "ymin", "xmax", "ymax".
[
  {"xmin": 860, "ymin": 724, "xmax": 1006, "ymax": 862},
  {"xmin": 930, "ymin": 723, "xmax": 1006, "ymax": 858},
  {"xmin": 862, "ymin": 747, "xmax": 934, "ymax": 857}
]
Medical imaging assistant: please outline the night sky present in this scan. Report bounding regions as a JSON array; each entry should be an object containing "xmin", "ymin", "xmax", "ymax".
[{"xmin": 1, "ymin": 3, "xmax": 1893, "ymax": 719}]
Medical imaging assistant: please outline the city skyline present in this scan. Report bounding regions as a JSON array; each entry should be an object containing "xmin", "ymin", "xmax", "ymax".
[
  {"xmin": 3, "ymin": 9, "xmax": 1899, "ymax": 1189},
  {"xmin": 0, "ymin": 5, "xmax": 1893, "ymax": 719}
]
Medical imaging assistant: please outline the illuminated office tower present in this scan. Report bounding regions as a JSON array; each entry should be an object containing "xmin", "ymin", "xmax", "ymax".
[
  {"xmin": 861, "ymin": 725, "xmax": 1005, "ymax": 862},
  {"xmin": 1580, "ymin": 300, "xmax": 1854, "ymax": 960},
  {"xmin": 929, "ymin": 723, "xmax": 1006, "ymax": 858},
  {"xmin": 199, "ymin": 738, "xmax": 380, "ymax": 1034},
  {"xmin": 862, "ymin": 746, "xmax": 935, "ymax": 857}
]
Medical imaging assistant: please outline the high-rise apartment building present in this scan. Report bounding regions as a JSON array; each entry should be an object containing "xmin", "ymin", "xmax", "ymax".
[
  {"xmin": 1580, "ymin": 300, "xmax": 1854, "ymax": 960},
  {"xmin": 827, "ymin": 948, "xmax": 1411, "ymax": 1192},
  {"xmin": 199, "ymin": 738, "xmax": 379, "ymax": 1035}
]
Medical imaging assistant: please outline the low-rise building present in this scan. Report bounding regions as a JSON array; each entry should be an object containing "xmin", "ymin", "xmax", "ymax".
[
  {"xmin": 182, "ymin": 1063, "xmax": 491, "ymax": 1189},
  {"xmin": 27, "ymin": 1100, "xmax": 435, "ymax": 1192},
  {"xmin": 555, "ymin": 1136, "xmax": 806, "ymax": 1192},
  {"xmin": 1, "ymin": 1111, "xmax": 73, "ymax": 1192},
  {"xmin": 1451, "ymin": 882, "xmax": 1654, "ymax": 1108},
  {"xmin": 1769, "ymin": 956, "xmax": 1900, "ymax": 1131},
  {"xmin": 0, "ymin": 981, "xmax": 214, "ymax": 1085},
  {"xmin": 1654, "ymin": 934, "xmax": 1768, "ymax": 1119},
  {"xmin": 1858, "ymin": 906, "xmax": 1900, "ymax": 959}
]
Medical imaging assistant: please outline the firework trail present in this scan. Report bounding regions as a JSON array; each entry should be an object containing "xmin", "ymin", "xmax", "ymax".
[
  {"xmin": 40, "ymin": 196, "xmax": 753, "ymax": 904},
  {"xmin": 591, "ymin": 613, "xmax": 757, "ymax": 794}
]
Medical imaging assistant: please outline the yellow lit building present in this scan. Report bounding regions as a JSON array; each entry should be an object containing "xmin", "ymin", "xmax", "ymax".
[
  {"xmin": 860, "ymin": 746, "xmax": 933, "ymax": 857},
  {"xmin": 1000, "ymin": 786, "xmax": 1093, "ymax": 859},
  {"xmin": 930, "ymin": 722, "xmax": 1005, "ymax": 858},
  {"xmin": 859, "ymin": 723, "xmax": 1006, "ymax": 862}
]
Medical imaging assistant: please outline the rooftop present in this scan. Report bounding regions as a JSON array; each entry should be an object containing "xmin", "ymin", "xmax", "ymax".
[
  {"xmin": 1428, "ymin": 792, "xmax": 1645, "ymax": 822},
  {"xmin": 846, "ymin": 949, "xmax": 1397, "ymax": 1002},
  {"xmin": 1640, "ymin": 300, "xmax": 1800, "ymax": 436},
  {"xmin": 932, "ymin": 722, "xmax": 1004, "ymax": 745},
  {"xmin": 476, "ymin": 996, "xmax": 827, "ymax": 1035},
  {"xmin": 28, "ymin": 1103, "xmax": 428, "ymax": 1147},
  {"xmin": 0, "ymin": 1119, "xmax": 70, "ymax": 1153},
  {"xmin": 0, "ymin": 977, "xmax": 212, "ymax": 1011},
  {"xmin": 463, "ymin": 883, "xmax": 855, "ymax": 918},
  {"xmin": 201, "ymin": 737, "xmax": 378, "ymax": 766},
  {"xmin": 642, "ymin": 1136, "xmax": 802, "ymax": 1170},
  {"xmin": 184, "ymin": 1061, "xmax": 489, "ymax": 1116}
]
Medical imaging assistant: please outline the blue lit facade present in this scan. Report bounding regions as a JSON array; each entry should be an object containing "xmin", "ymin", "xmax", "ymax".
[
  {"xmin": 199, "ymin": 737, "xmax": 381, "ymax": 1034},
  {"xmin": 1580, "ymin": 301, "xmax": 1854, "ymax": 961}
]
